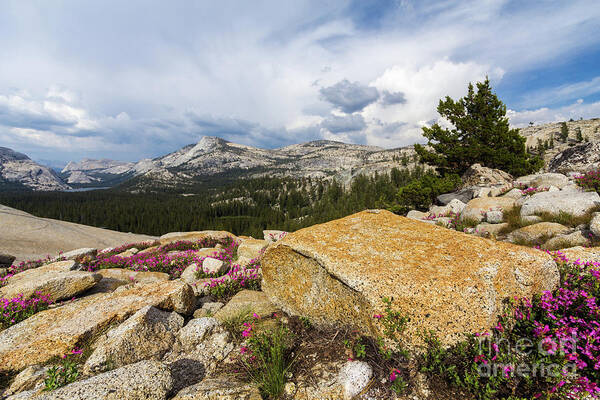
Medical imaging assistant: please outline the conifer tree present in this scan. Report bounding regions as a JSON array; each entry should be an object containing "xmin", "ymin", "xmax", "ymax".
[{"xmin": 414, "ymin": 77, "xmax": 543, "ymax": 176}]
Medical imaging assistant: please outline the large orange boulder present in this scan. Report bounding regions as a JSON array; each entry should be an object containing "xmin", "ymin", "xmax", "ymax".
[{"xmin": 261, "ymin": 210, "xmax": 559, "ymax": 347}]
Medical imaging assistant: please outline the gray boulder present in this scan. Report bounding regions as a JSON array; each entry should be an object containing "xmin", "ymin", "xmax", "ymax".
[
  {"xmin": 520, "ymin": 191, "xmax": 600, "ymax": 218},
  {"xmin": 0, "ymin": 253, "xmax": 15, "ymax": 267},
  {"xmin": 171, "ymin": 377, "xmax": 261, "ymax": 400},
  {"xmin": 0, "ymin": 262, "xmax": 101, "ymax": 301},
  {"xmin": 83, "ymin": 306, "xmax": 184, "ymax": 375},
  {"xmin": 549, "ymin": 141, "xmax": 600, "ymax": 173},
  {"xmin": 436, "ymin": 189, "xmax": 474, "ymax": 206},
  {"xmin": 337, "ymin": 361, "xmax": 373, "ymax": 400},
  {"xmin": 34, "ymin": 360, "xmax": 172, "ymax": 400},
  {"xmin": 516, "ymin": 173, "xmax": 569, "ymax": 189}
]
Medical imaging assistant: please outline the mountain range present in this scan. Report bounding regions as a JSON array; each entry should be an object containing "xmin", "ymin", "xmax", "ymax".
[{"xmin": 2, "ymin": 118, "xmax": 600, "ymax": 191}]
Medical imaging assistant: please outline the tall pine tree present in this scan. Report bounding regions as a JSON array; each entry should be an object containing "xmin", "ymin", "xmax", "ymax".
[{"xmin": 414, "ymin": 77, "xmax": 543, "ymax": 176}]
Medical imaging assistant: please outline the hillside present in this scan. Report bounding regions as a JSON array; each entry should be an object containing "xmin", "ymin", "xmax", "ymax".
[{"xmin": 0, "ymin": 148, "xmax": 70, "ymax": 191}]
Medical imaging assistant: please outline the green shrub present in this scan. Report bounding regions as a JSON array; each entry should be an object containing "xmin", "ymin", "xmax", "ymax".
[{"xmin": 393, "ymin": 173, "xmax": 462, "ymax": 213}]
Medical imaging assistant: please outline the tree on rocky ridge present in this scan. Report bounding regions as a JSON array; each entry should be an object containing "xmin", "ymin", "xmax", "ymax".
[{"xmin": 414, "ymin": 77, "xmax": 543, "ymax": 176}]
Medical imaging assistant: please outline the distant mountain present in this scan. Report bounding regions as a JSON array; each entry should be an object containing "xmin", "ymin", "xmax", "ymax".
[
  {"xmin": 0, "ymin": 147, "xmax": 70, "ymax": 191},
  {"xmin": 60, "ymin": 158, "xmax": 135, "ymax": 185},
  {"xmin": 121, "ymin": 136, "xmax": 416, "ymax": 191}
]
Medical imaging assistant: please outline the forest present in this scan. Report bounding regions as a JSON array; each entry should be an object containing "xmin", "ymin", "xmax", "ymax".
[{"xmin": 0, "ymin": 165, "xmax": 456, "ymax": 238}]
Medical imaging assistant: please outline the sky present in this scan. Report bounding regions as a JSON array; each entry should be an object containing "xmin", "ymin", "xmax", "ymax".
[{"xmin": 1, "ymin": 0, "xmax": 600, "ymax": 167}]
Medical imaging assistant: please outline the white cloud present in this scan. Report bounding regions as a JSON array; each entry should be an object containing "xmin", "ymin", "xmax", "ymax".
[{"xmin": 0, "ymin": 1, "xmax": 599, "ymax": 161}]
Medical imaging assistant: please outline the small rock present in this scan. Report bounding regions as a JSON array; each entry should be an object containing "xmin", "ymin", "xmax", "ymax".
[
  {"xmin": 237, "ymin": 239, "xmax": 268, "ymax": 260},
  {"xmin": 56, "ymin": 247, "xmax": 97, "ymax": 261},
  {"xmin": 502, "ymin": 188, "xmax": 524, "ymax": 199},
  {"xmin": 406, "ymin": 210, "xmax": 427, "ymax": 220},
  {"xmin": 507, "ymin": 222, "xmax": 570, "ymax": 245},
  {"xmin": 202, "ymin": 258, "xmax": 226, "ymax": 275},
  {"xmin": 475, "ymin": 223, "xmax": 508, "ymax": 237},
  {"xmin": 485, "ymin": 210, "xmax": 504, "ymax": 224},
  {"xmin": 543, "ymin": 231, "xmax": 591, "ymax": 251},
  {"xmin": 461, "ymin": 197, "xmax": 516, "ymax": 222},
  {"xmin": 3, "ymin": 365, "xmax": 49, "ymax": 396},
  {"xmin": 590, "ymin": 212, "xmax": 600, "ymax": 237},
  {"xmin": 214, "ymin": 290, "xmax": 278, "ymax": 322},
  {"xmin": 181, "ymin": 263, "xmax": 199, "ymax": 284},
  {"xmin": 0, "ymin": 253, "xmax": 16, "ymax": 267},
  {"xmin": 193, "ymin": 302, "xmax": 224, "ymax": 318},
  {"xmin": 337, "ymin": 361, "xmax": 373, "ymax": 400}
]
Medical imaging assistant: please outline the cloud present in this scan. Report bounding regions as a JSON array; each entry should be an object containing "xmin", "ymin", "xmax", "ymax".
[
  {"xmin": 380, "ymin": 90, "xmax": 407, "ymax": 106},
  {"xmin": 319, "ymin": 79, "xmax": 380, "ymax": 113},
  {"xmin": 508, "ymin": 99, "xmax": 600, "ymax": 127},
  {"xmin": 320, "ymin": 113, "xmax": 366, "ymax": 133},
  {"xmin": 0, "ymin": 1, "xmax": 599, "ymax": 163}
]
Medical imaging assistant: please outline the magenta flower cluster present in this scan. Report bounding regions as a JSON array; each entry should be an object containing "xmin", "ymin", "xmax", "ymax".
[
  {"xmin": 520, "ymin": 186, "xmax": 550, "ymax": 196},
  {"xmin": 575, "ymin": 170, "xmax": 600, "ymax": 192},
  {"xmin": 0, "ymin": 291, "xmax": 52, "ymax": 329},
  {"xmin": 82, "ymin": 238, "xmax": 233, "ymax": 279}
]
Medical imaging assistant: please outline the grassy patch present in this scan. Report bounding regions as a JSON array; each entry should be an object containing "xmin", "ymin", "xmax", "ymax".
[
  {"xmin": 241, "ymin": 322, "xmax": 295, "ymax": 399},
  {"xmin": 536, "ymin": 206, "xmax": 600, "ymax": 228},
  {"xmin": 221, "ymin": 306, "xmax": 254, "ymax": 340}
]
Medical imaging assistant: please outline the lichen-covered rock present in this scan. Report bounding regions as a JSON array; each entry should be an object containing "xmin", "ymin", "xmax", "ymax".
[
  {"xmin": 33, "ymin": 360, "xmax": 172, "ymax": 400},
  {"xmin": 461, "ymin": 197, "xmax": 516, "ymax": 222},
  {"xmin": 83, "ymin": 306, "xmax": 184, "ymax": 374},
  {"xmin": 0, "ymin": 279, "xmax": 195, "ymax": 372},
  {"xmin": 163, "ymin": 318, "xmax": 235, "ymax": 393},
  {"xmin": 159, "ymin": 231, "xmax": 235, "ymax": 245},
  {"xmin": 0, "ymin": 263, "xmax": 101, "ymax": 301},
  {"xmin": 502, "ymin": 188, "xmax": 524, "ymax": 199},
  {"xmin": 542, "ymin": 231, "xmax": 591, "ymax": 251},
  {"xmin": 171, "ymin": 377, "xmax": 261, "ymax": 400},
  {"xmin": 558, "ymin": 246, "xmax": 600, "ymax": 263},
  {"xmin": 507, "ymin": 222, "xmax": 570, "ymax": 245},
  {"xmin": 237, "ymin": 238, "xmax": 268, "ymax": 260},
  {"xmin": 520, "ymin": 191, "xmax": 600, "ymax": 218},
  {"xmin": 262, "ymin": 210, "xmax": 559, "ymax": 347},
  {"xmin": 2, "ymin": 365, "xmax": 49, "ymax": 397},
  {"xmin": 193, "ymin": 302, "xmax": 224, "ymax": 318},
  {"xmin": 213, "ymin": 290, "xmax": 278, "ymax": 322}
]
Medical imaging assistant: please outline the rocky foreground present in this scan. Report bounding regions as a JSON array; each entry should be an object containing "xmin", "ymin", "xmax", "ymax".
[{"xmin": 1, "ymin": 166, "xmax": 600, "ymax": 399}]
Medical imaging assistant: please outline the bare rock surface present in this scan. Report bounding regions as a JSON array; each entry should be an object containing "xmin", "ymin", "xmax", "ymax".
[
  {"xmin": 262, "ymin": 210, "xmax": 559, "ymax": 347},
  {"xmin": 0, "ymin": 279, "xmax": 195, "ymax": 372},
  {"xmin": 0, "ymin": 262, "xmax": 101, "ymax": 301},
  {"xmin": 158, "ymin": 231, "xmax": 235, "ymax": 245},
  {"xmin": 33, "ymin": 360, "xmax": 172, "ymax": 400},
  {"xmin": 520, "ymin": 190, "xmax": 600, "ymax": 217},
  {"xmin": 171, "ymin": 376, "xmax": 261, "ymax": 400},
  {"xmin": 515, "ymin": 173, "xmax": 569, "ymax": 189},
  {"xmin": 461, "ymin": 197, "xmax": 516, "ymax": 222},
  {"xmin": 0, "ymin": 204, "xmax": 155, "ymax": 263},
  {"xmin": 213, "ymin": 290, "xmax": 278, "ymax": 322},
  {"xmin": 237, "ymin": 238, "xmax": 268, "ymax": 260},
  {"xmin": 461, "ymin": 163, "xmax": 513, "ymax": 188},
  {"xmin": 83, "ymin": 305, "xmax": 184, "ymax": 374},
  {"xmin": 507, "ymin": 222, "xmax": 570, "ymax": 245}
]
